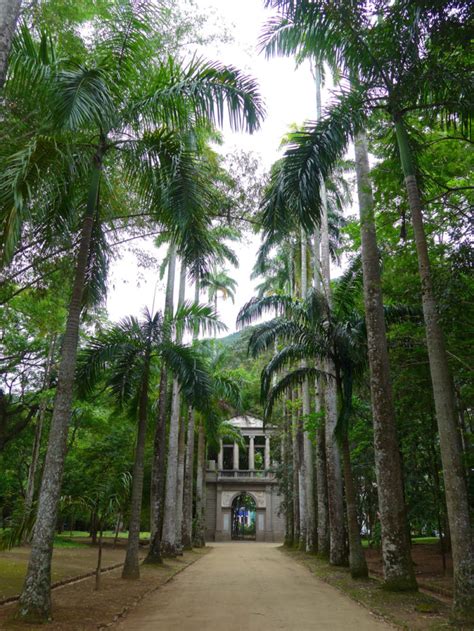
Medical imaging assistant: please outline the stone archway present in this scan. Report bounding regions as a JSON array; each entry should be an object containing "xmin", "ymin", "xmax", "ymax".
[{"xmin": 231, "ymin": 492, "xmax": 257, "ymax": 540}]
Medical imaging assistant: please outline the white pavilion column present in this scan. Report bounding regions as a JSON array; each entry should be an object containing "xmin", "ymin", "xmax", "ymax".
[
  {"xmin": 233, "ymin": 441, "xmax": 239, "ymax": 470},
  {"xmin": 249, "ymin": 436, "xmax": 255, "ymax": 470},
  {"xmin": 218, "ymin": 439, "xmax": 223, "ymax": 470},
  {"xmin": 264, "ymin": 435, "xmax": 271, "ymax": 470}
]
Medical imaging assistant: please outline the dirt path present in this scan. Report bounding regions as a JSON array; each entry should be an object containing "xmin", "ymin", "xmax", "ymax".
[{"xmin": 115, "ymin": 543, "xmax": 392, "ymax": 630}]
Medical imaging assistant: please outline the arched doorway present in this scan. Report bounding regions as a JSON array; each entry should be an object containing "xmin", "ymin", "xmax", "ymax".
[{"xmin": 231, "ymin": 493, "xmax": 256, "ymax": 540}]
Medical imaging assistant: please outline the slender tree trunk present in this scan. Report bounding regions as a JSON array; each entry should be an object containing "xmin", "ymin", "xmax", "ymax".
[
  {"xmin": 122, "ymin": 360, "xmax": 150, "ymax": 579},
  {"xmin": 95, "ymin": 524, "xmax": 103, "ymax": 591},
  {"xmin": 300, "ymin": 230, "xmax": 316, "ymax": 552},
  {"xmin": 23, "ymin": 337, "xmax": 56, "ymax": 529},
  {"xmin": 90, "ymin": 509, "xmax": 98, "ymax": 545},
  {"xmin": 283, "ymin": 401, "xmax": 294, "ymax": 547},
  {"xmin": 113, "ymin": 514, "xmax": 121, "ymax": 548},
  {"xmin": 320, "ymin": 185, "xmax": 346, "ymax": 566},
  {"xmin": 182, "ymin": 281, "xmax": 199, "ymax": 550},
  {"xmin": 394, "ymin": 117, "xmax": 473, "ymax": 615},
  {"xmin": 182, "ymin": 409, "xmax": 195, "ymax": 550},
  {"xmin": 341, "ymin": 431, "xmax": 368, "ymax": 578},
  {"xmin": 315, "ymin": 379, "xmax": 330, "ymax": 558},
  {"xmin": 18, "ymin": 159, "xmax": 102, "ymax": 622},
  {"xmin": 193, "ymin": 419, "xmax": 206, "ymax": 547},
  {"xmin": 313, "ymin": 230, "xmax": 330, "ymax": 558},
  {"xmin": 144, "ymin": 368, "xmax": 167, "ymax": 564},
  {"xmin": 161, "ymin": 261, "xmax": 186, "ymax": 557},
  {"xmin": 354, "ymin": 130, "xmax": 416, "ymax": 590},
  {"xmin": 0, "ymin": 0, "xmax": 21, "ymax": 89},
  {"xmin": 314, "ymin": 64, "xmax": 345, "ymax": 566},
  {"xmin": 175, "ymin": 410, "xmax": 186, "ymax": 554},
  {"xmin": 292, "ymin": 389, "xmax": 300, "ymax": 546},
  {"xmin": 146, "ymin": 243, "xmax": 177, "ymax": 564},
  {"xmin": 297, "ymin": 397, "xmax": 307, "ymax": 550}
]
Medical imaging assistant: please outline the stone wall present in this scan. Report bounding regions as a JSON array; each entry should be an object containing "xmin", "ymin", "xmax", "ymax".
[{"xmin": 205, "ymin": 479, "xmax": 285, "ymax": 543}]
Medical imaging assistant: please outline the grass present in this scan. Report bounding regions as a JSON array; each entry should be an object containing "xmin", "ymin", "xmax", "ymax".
[
  {"xmin": 412, "ymin": 537, "xmax": 440, "ymax": 545},
  {"xmin": 280, "ymin": 547, "xmax": 465, "ymax": 630},
  {"xmin": 0, "ymin": 530, "xmax": 150, "ymax": 599},
  {"xmin": 58, "ymin": 530, "xmax": 150, "ymax": 540},
  {"xmin": 0, "ymin": 548, "xmax": 210, "ymax": 630},
  {"xmin": 361, "ymin": 536, "xmax": 440, "ymax": 548},
  {"xmin": 0, "ymin": 541, "xmax": 128, "ymax": 600},
  {"xmin": 53, "ymin": 535, "xmax": 88, "ymax": 548}
]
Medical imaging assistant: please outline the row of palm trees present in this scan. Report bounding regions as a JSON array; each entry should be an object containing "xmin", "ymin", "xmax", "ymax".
[
  {"xmin": 238, "ymin": 0, "xmax": 471, "ymax": 621},
  {"xmin": 0, "ymin": 5, "xmax": 263, "ymax": 622}
]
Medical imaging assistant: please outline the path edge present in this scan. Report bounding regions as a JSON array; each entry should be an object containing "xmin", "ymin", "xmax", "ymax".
[{"xmin": 99, "ymin": 548, "xmax": 211, "ymax": 629}]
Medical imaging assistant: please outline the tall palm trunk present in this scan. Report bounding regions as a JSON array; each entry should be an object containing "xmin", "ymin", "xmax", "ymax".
[
  {"xmin": 193, "ymin": 419, "xmax": 206, "ymax": 547},
  {"xmin": 297, "ymin": 393, "xmax": 306, "ymax": 549},
  {"xmin": 0, "ymin": 0, "xmax": 21, "ymax": 89},
  {"xmin": 341, "ymin": 425, "xmax": 368, "ymax": 578},
  {"xmin": 315, "ymin": 377, "xmax": 330, "ymax": 557},
  {"xmin": 283, "ymin": 400, "xmax": 294, "ymax": 546},
  {"xmin": 292, "ymin": 388, "xmax": 300, "ymax": 546},
  {"xmin": 146, "ymin": 243, "xmax": 177, "ymax": 563},
  {"xmin": 314, "ymin": 64, "xmax": 345, "ymax": 566},
  {"xmin": 175, "ymin": 410, "xmax": 186, "ymax": 553},
  {"xmin": 18, "ymin": 160, "xmax": 102, "ymax": 622},
  {"xmin": 320, "ymin": 184, "xmax": 346, "ymax": 566},
  {"xmin": 300, "ymin": 230, "xmax": 316, "ymax": 552},
  {"xmin": 182, "ymin": 408, "xmax": 195, "ymax": 549},
  {"xmin": 355, "ymin": 133, "xmax": 416, "ymax": 590},
  {"xmin": 313, "ymin": 230, "xmax": 330, "ymax": 558},
  {"xmin": 161, "ymin": 261, "xmax": 186, "ymax": 557},
  {"xmin": 394, "ymin": 117, "xmax": 472, "ymax": 614},
  {"xmin": 182, "ymin": 281, "xmax": 200, "ymax": 550},
  {"xmin": 122, "ymin": 357, "xmax": 150, "ymax": 579},
  {"xmin": 23, "ymin": 337, "xmax": 56, "ymax": 528},
  {"xmin": 354, "ymin": 130, "xmax": 416, "ymax": 590}
]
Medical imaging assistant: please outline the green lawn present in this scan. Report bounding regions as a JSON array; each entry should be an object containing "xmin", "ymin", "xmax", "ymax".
[
  {"xmin": 412, "ymin": 536, "xmax": 440, "ymax": 545},
  {"xmin": 0, "ymin": 543, "xmax": 128, "ymax": 600},
  {"xmin": 361, "ymin": 536, "xmax": 440, "ymax": 548},
  {"xmin": 57, "ymin": 530, "xmax": 150, "ymax": 540}
]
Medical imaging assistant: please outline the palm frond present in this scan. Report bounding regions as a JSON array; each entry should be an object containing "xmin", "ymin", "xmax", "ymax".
[
  {"xmin": 260, "ymin": 86, "xmax": 368, "ymax": 239},
  {"xmin": 247, "ymin": 318, "xmax": 307, "ymax": 358},
  {"xmin": 261, "ymin": 343, "xmax": 316, "ymax": 400},
  {"xmin": 264, "ymin": 366, "xmax": 326, "ymax": 420},
  {"xmin": 332, "ymin": 255, "xmax": 363, "ymax": 321},
  {"xmin": 129, "ymin": 56, "xmax": 265, "ymax": 134},
  {"xmin": 213, "ymin": 374, "xmax": 243, "ymax": 412},
  {"xmin": 76, "ymin": 318, "xmax": 143, "ymax": 396},
  {"xmin": 52, "ymin": 65, "xmax": 115, "ymax": 131},
  {"xmin": 160, "ymin": 341, "xmax": 213, "ymax": 410},
  {"xmin": 0, "ymin": 136, "xmax": 89, "ymax": 265},
  {"xmin": 172, "ymin": 301, "xmax": 227, "ymax": 339},
  {"xmin": 82, "ymin": 217, "xmax": 110, "ymax": 309},
  {"xmin": 237, "ymin": 294, "xmax": 299, "ymax": 328}
]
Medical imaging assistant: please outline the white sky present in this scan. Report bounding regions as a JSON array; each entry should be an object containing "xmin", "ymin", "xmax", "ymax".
[{"xmin": 106, "ymin": 0, "xmax": 335, "ymax": 335}]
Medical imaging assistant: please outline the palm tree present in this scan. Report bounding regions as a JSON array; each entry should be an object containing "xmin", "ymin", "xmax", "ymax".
[
  {"xmin": 161, "ymin": 262, "xmax": 188, "ymax": 557},
  {"xmin": 77, "ymin": 303, "xmax": 220, "ymax": 578},
  {"xmin": 6, "ymin": 9, "xmax": 263, "ymax": 620},
  {"xmin": 239, "ymin": 270, "xmax": 413, "ymax": 578},
  {"xmin": 261, "ymin": 1, "xmax": 413, "ymax": 592},
  {"xmin": 257, "ymin": 152, "xmax": 348, "ymax": 562},
  {"xmin": 182, "ymin": 280, "xmax": 201, "ymax": 550},
  {"xmin": 299, "ymin": 229, "xmax": 316, "ymax": 553},
  {"xmin": 161, "ymin": 222, "xmax": 240, "ymax": 556},
  {"xmin": 201, "ymin": 268, "xmax": 237, "ymax": 315},
  {"xmin": 262, "ymin": 1, "xmax": 472, "ymax": 611},
  {"xmin": 191, "ymin": 341, "xmax": 244, "ymax": 547}
]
